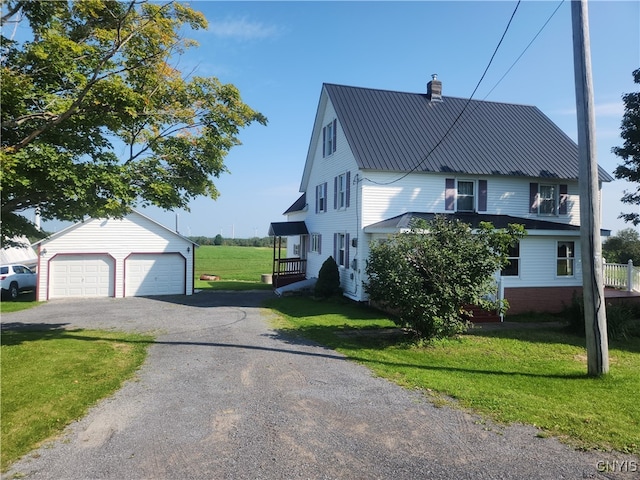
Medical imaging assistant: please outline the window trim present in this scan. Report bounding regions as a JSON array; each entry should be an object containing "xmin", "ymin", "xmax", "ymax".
[
  {"xmin": 310, "ymin": 233, "xmax": 322, "ymax": 254},
  {"xmin": 556, "ymin": 241, "xmax": 575, "ymax": 277},
  {"xmin": 456, "ymin": 179, "xmax": 476, "ymax": 212},
  {"xmin": 322, "ymin": 119, "xmax": 337, "ymax": 157},
  {"xmin": 530, "ymin": 183, "xmax": 568, "ymax": 216},
  {"xmin": 445, "ymin": 178, "xmax": 487, "ymax": 213},
  {"xmin": 316, "ymin": 182, "xmax": 327, "ymax": 213},
  {"xmin": 334, "ymin": 171, "xmax": 351, "ymax": 210},
  {"xmin": 501, "ymin": 242, "xmax": 520, "ymax": 277}
]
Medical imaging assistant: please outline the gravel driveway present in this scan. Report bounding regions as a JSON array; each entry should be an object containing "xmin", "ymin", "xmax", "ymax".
[{"xmin": 2, "ymin": 291, "xmax": 637, "ymax": 479}]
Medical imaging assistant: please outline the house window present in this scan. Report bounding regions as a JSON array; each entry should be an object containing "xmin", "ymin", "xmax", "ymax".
[
  {"xmin": 501, "ymin": 242, "xmax": 520, "ymax": 277},
  {"xmin": 337, "ymin": 233, "xmax": 346, "ymax": 267},
  {"xmin": 334, "ymin": 172, "xmax": 350, "ymax": 209},
  {"xmin": 316, "ymin": 183, "xmax": 327, "ymax": 213},
  {"xmin": 293, "ymin": 244, "xmax": 300, "ymax": 256},
  {"xmin": 323, "ymin": 119, "xmax": 337, "ymax": 157},
  {"xmin": 557, "ymin": 241, "xmax": 575, "ymax": 276},
  {"xmin": 539, "ymin": 185, "xmax": 557, "ymax": 215},
  {"xmin": 457, "ymin": 181, "xmax": 475, "ymax": 212},
  {"xmin": 311, "ymin": 233, "xmax": 321, "ymax": 253},
  {"xmin": 530, "ymin": 183, "xmax": 568, "ymax": 216}
]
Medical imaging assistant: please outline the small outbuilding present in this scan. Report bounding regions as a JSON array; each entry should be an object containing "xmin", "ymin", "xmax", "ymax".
[{"xmin": 34, "ymin": 211, "xmax": 196, "ymax": 301}]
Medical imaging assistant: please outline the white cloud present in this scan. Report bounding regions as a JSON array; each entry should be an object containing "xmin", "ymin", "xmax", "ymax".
[
  {"xmin": 595, "ymin": 101, "xmax": 624, "ymax": 117},
  {"xmin": 209, "ymin": 18, "xmax": 280, "ymax": 41}
]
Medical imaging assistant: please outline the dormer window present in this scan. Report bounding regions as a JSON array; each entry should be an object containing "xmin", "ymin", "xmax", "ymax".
[{"xmin": 323, "ymin": 119, "xmax": 337, "ymax": 157}]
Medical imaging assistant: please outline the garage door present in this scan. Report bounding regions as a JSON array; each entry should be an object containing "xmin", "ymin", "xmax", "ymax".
[
  {"xmin": 49, "ymin": 254, "xmax": 115, "ymax": 298},
  {"xmin": 125, "ymin": 253, "xmax": 185, "ymax": 297}
]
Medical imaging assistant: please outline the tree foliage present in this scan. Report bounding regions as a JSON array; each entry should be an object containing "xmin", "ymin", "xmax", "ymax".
[
  {"xmin": 602, "ymin": 228, "xmax": 640, "ymax": 265},
  {"xmin": 365, "ymin": 216, "xmax": 525, "ymax": 339},
  {"xmin": 314, "ymin": 256, "xmax": 341, "ymax": 299},
  {"xmin": 1, "ymin": 0, "xmax": 267, "ymax": 245},
  {"xmin": 613, "ymin": 68, "xmax": 640, "ymax": 226}
]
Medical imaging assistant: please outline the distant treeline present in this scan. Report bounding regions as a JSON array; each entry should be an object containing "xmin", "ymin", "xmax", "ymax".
[{"xmin": 187, "ymin": 235, "xmax": 286, "ymax": 247}]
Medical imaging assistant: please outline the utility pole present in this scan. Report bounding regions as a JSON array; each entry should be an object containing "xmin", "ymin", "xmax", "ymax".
[{"xmin": 571, "ymin": 0, "xmax": 609, "ymax": 376}]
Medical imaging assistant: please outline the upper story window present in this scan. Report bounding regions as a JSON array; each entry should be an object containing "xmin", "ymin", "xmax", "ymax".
[
  {"xmin": 334, "ymin": 171, "xmax": 351, "ymax": 210},
  {"xmin": 530, "ymin": 183, "xmax": 568, "ymax": 216},
  {"xmin": 323, "ymin": 119, "xmax": 337, "ymax": 157},
  {"xmin": 445, "ymin": 178, "xmax": 487, "ymax": 213},
  {"xmin": 557, "ymin": 241, "xmax": 575, "ymax": 276},
  {"xmin": 457, "ymin": 181, "xmax": 475, "ymax": 212},
  {"xmin": 316, "ymin": 182, "xmax": 327, "ymax": 213}
]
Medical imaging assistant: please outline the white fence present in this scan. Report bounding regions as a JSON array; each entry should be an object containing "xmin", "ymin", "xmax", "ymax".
[{"xmin": 603, "ymin": 260, "xmax": 640, "ymax": 292}]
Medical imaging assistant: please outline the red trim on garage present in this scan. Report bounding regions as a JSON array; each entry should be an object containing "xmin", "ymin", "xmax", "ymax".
[
  {"xmin": 46, "ymin": 252, "xmax": 116, "ymax": 300},
  {"xmin": 123, "ymin": 252, "xmax": 187, "ymax": 297}
]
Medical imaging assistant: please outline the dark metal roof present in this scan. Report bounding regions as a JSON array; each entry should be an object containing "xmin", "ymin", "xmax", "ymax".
[
  {"xmin": 283, "ymin": 193, "xmax": 307, "ymax": 215},
  {"xmin": 268, "ymin": 221, "xmax": 309, "ymax": 237},
  {"xmin": 365, "ymin": 212, "xmax": 610, "ymax": 235},
  {"xmin": 324, "ymin": 83, "xmax": 614, "ymax": 182}
]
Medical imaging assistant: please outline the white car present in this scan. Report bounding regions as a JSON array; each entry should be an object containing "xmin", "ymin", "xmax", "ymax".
[{"xmin": 1, "ymin": 264, "xmax": 37, "ymax": 299}]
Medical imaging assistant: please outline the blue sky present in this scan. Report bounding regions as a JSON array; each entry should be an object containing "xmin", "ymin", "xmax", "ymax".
[{"xmin": 50, "ymin": 1, "xmax": 640, "ymax": 237}]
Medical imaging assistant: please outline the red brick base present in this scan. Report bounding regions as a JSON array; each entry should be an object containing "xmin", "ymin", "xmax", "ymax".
[{"xmin": 504, "ymin": 287, "xmax": 581, "ymax": 315}]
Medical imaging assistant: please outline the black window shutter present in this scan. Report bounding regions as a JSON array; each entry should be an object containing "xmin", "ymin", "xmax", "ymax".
[
  {"xmin": 334, "ymin": 176, "xmax": 338, "ymax": 209},
  {"xmin": 322, "ymin": 126, "xmax": 326, "ymax": 157},
  {"xmin": 478, "ymin": 180, "xmax": 487, "ymax": 212},
  {"xmin": 318, "ymin": 234, "xmax": 322, "ymax": 255},
  {"xmin": 323, "ymin": 182, "xmax": 328, "ymax": 212},
  {"xmin": 346, "ymin": 171, "xmax": 351, "ymax": 208},
  {"xmin": 332, "ymin": 119, "xmax": 337, "ymax": 153},
  {"xmin": 529, "ymin": 183, "xmax": 539, "ymax": 214},
  {"xmin": 445, "ymin": 178, "xmax": 455, "ymax": 211},
  {"xmin": 345, "ymin": 233, "xmax": 350, "ymax": 268},
  {"xmin": 315, "ymin": 185, "xmax": 319, "ymax": 213},
  {"xmin": 333, "ymin": 233, "xmax": 338, "ymax": 261},
  {"xmin": 559, "ymin": 184, "xmax": 568, "ymax": 215}
]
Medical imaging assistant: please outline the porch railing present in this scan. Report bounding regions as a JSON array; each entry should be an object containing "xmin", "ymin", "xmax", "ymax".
[
  {"xmin": 273, "ymin": 257, "xmax": 307, "ymax": 277},
  {"xmin": 603, "ymin": 260, "xmax": 640, "ymax": 292}
]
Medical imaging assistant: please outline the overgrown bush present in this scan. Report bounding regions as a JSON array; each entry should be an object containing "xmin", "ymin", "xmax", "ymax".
[
  {"xmin": 365, "ymin": 216, "xmax": 524, "ymax": 339},
  {"xmin": 315, "ymin": 256, "xmax": 341, "ymax": 298},
  {"xmin": 563, "ymin": 293, "xmax": 640, "ymax": 341}
]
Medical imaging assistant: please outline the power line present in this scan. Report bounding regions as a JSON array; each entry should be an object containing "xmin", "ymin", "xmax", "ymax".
[{"xmin": 362, "ymin": 0, "xmax": 564, "ymax": 188}]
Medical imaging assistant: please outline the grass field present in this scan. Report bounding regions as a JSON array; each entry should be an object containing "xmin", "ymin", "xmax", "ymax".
[
  {"xmin": 194, "ymin": 245, "xmax": 273, "ymax": 290},
  {"xmin": 266, "ymin": 296, "xmax": 640, "ymax": 454}
]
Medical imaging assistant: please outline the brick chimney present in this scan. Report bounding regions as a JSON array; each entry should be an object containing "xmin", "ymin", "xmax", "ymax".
[{"xmin": 427, "ymin": 74, "xmax": 442, "ymax": 102}]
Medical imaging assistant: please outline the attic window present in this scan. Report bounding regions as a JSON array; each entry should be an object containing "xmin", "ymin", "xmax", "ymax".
[{"xmin": 323, "ymin": 119, "xmax": 337, "ymax": 157}]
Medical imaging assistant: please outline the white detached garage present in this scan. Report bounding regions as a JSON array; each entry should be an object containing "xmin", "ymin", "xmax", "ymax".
[{"xmin": 34, "ymin": 211, "xmax": 196, "ymax": 301}]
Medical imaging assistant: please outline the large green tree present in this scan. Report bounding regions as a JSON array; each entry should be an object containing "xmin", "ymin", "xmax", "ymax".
[
  {"xmin": 1, "ymin": 0, "xmax": 266, "ymax": 245},
  {"xmin": 365, "ymin": 216, "xmax": 525, "ymax": 339},
  {"xmin": 613, "ymin": 68, "xmax": 640, "ymax": 226},
  {"xmin": 602, "ymin": 228, "xmax": 640, "ymax": 265}
]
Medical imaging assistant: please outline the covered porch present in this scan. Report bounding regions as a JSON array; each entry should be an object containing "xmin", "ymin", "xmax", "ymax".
[{"xmin": 268, "ymin": 221, "xmax": 309, "ymax": 288}]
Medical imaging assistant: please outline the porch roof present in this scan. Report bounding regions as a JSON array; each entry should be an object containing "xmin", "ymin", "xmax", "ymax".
[
  {"xmin": 364, "ymin": 212, "xmax": 611, "ymax": 236},
  {"xmin": 268, "ymin": 221, "xmax": 309, "ymax": 237}
]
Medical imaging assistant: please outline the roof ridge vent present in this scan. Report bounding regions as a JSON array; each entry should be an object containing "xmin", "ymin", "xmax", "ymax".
[{"xmin": 427, "ymin": 73, "xmax": 442, "ymax": 102}]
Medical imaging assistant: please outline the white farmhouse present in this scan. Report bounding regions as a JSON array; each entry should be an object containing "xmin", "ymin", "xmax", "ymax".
[{"xmin": 270, "ymin": 77, "xmax": 614, "ymax": 314}]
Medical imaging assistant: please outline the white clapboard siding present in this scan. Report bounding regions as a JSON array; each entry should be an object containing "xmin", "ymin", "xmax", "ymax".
[{"xmin": 36, "ymin": 211, "xmax": 194, "ymax": 300}]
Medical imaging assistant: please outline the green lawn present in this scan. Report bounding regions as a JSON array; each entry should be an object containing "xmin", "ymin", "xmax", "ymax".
[
  {"xmin": 194, "ymin": 245, "xmax": 273, "ymax": 290},
  {"xmin": 265, "ymin": 296, "xmax": 640, "ymax": 454},
  {"xmin": 1, "ymin": 328, "xmax": 154, "ymax": 471}
]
